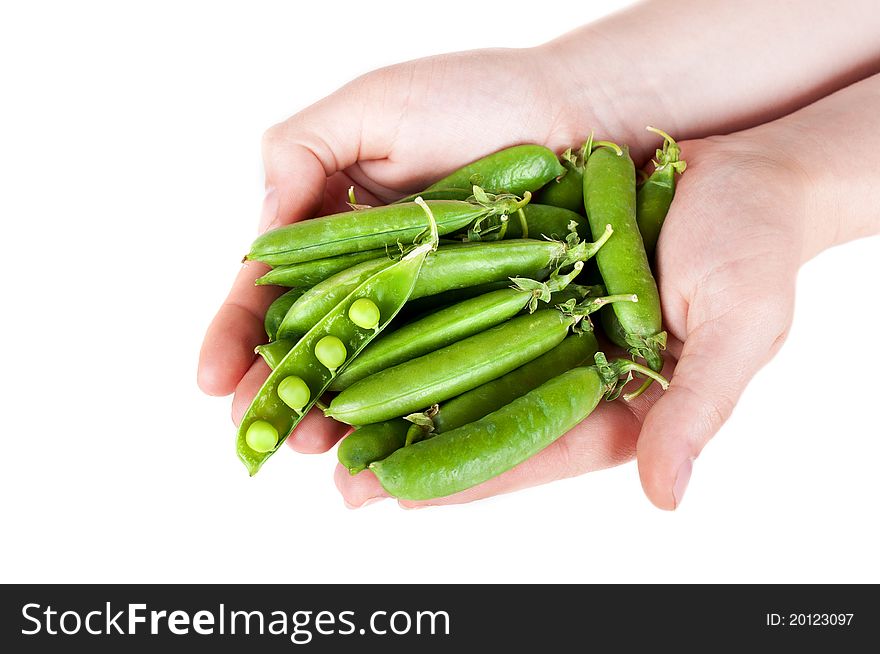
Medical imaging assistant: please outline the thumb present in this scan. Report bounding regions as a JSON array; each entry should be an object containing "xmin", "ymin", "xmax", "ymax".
[
  {"xmin": 637, "ymin": 274, "xmax": 796, "ymax": 510},
  {"xmin": 259, "ymin": 80, "xmax": 381, "ymax": 231}
]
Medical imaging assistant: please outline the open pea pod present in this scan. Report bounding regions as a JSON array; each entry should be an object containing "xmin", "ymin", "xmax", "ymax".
[{"xmin": 237, "ymin": 207, "xmax": 439, "ymax": 475}]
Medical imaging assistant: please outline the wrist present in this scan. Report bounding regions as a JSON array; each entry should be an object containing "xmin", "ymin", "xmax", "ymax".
[{"xmin": 536, "ymin": 35, "xmax": 672, "ymax": 163}]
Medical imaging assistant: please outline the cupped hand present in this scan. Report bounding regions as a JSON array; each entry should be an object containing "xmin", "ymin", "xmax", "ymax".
[
  {"xmin": 337, "ymin": 133, "xmax": 805, "ymax": 510},
  {"xmin": 198, "ymin": 47, "xmax": 649, "ymax": 440}
]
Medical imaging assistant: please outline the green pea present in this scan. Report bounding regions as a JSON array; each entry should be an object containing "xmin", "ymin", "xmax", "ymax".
[
  {"xmin": 278, "ymin": 376, "xmax": 310, "ymax": 413},
  {"xmin": 315, "ymin": 336, "xmax": 347, "ymax": 372},
  {"xmin": 245, "ymin": 420, "xmax": 279, "ymax": 453},
  {"xmin": 348, "ymin": 298, "xmax": 381, "ymax": 330}
]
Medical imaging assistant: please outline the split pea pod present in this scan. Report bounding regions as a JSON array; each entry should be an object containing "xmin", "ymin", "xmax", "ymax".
[
  {"xmin": 328, "ymin": 263, "xmax": 586, "ymax": 391},
  {"xmin": 636, "ymin": 127, "xmax": 687, "ymax": 260},
  {"xmin": 237, "ymin": 206, "xmax": 439, "ymax": 476},
  {"xmin": 247, "ymin": 195, "xmax": 525, "ymax": 266},
  {"xmin": 276, "ymin": 237, "xmax": 600, "ymax": 340},
  {"xmin": 396, "ymin": 145, "xmax": 565, "ymax": 204},
  {"xmin": 336, "ymin": 332, "xmax": 597, "ymax": 474},
  {"xmin": 326, "ymin": 295, "xmax": 635, "ymax": 426},
  {"xmin": 264, "ymin": 288, "xmax": 306, "ymax": 341},
  {"xmin": 584, "ymin": 142, "xmax": 665, "ymax": 371},
  {"xmin": 370, "ymin": 355, "xmax": 669, "ymax": 500}
]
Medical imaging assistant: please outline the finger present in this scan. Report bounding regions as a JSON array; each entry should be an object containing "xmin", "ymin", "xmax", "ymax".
[
  {"xmin": 334, "ymin": 465, "xmax": 390, "ymax": 509},
  {"xmin": 200, "ymin": 83, "xmax": 385, "ymax": 396},
  {"xmin": 335, "ymin": 395, "xmax": 657, "ymax": 509},
  {"xmin": 286, "ymin": 407, "xmax": 349, "ymax": 455},
  {"xmin": 232, "ymin": 357, "xmax": 272, "ymax": 425},
  {"xmin": 198, "ymin": 262, "xmax": 282, "ymax": 396},
  {"xmin": 260, "ymin": 81, "xmax": 391, "ymax": 232},
  {"xmin": 637, "ymin": 282, "xmax": 795, "ymax": 510}
]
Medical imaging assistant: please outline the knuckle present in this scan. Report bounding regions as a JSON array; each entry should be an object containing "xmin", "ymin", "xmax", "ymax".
[{"xmin": 261, "ymin": 122, "xmax": 288, "ymax": 157}]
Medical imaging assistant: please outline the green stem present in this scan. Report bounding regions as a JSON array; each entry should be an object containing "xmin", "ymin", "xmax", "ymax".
[
  {"xmin": 622, "ymin": 376, "xmax": 654, "ymax": 402},
  {"xmin": 591, "ymin": 140, "xmax": 623, "ymax": 156},
  {"xmin": 618, "ymin": 360, "xmax": 668, "ymax": 389},
  {"xmin": 563, "ymin": 223, "xmax": 613, "ymax": 266},
  {"xmin": 413, "ymin": 197, "xmax": 440, "ymax": 250},
  {"xmin": 516, "ymin": 208, "xmax": 528, "ymax": 239},
  {"xmin": 575, "ymin": 293, "xmax": 638, "ymax": 317}
]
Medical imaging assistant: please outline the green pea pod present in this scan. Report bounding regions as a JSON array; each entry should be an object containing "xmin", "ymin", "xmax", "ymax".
[
  {"xmin": 398, "ymin": 145, "xmax": 564, "ymax": 203},
  {"xmin": 255, "ymin": 338, "xmax": 296, "ymax": 370},
  {"xmin": 326, "ymin": 294, "xmax": 635, "ymax": 426},
  {"xmin": 337, "ymin": 332, "xmax": 598, "ymax": 473},
  {"xmin": 600, "ymin": 305, "xmax": 630, "ymax": 349},
  {"xmin": 328, "ymin": 262, "xmax": 585, "ymax": 391},
  {"xmin": 276, "ymin": 258, "xmax": 394, "ymax": 339},
  {"xmin": 255, "ymin": 249, "xmax": 389, "ymax": 288},
  {"xmin": 431, "ymin": 332, "xmax": 598, "ymax": 433},
  {"xmin": 637, "ymin": 127, "xmax": 686, "ymax": 260},
  {"xmin": 393, "ymin": 188, "xmax": 474, "ymax": 203},
  {"xmin": 584, "ymin": 142, "xmax": 665, "ymax": 371},
  {"xmin": 247, "ymin": 195, "xmax": 525, "ymax": 266},
  {"xmin": 399, "ymin": 280, "xmax": 512, "ymax": 319},
  {"xmin": 264, "ymin": 288, "xmax": 307, "ymax": 341},
  {"xmin": 504, "ymin": 204, "xmax": 589, "ymax": 240},
  {"xmin": 371, "ymin": 355, "xmax": 669, "ymax": 500},
  {"xmin": 337, "ymin": 420, "xmax": 409, "ymax": 475},
  {"xmin": 277, "ymin": 238, "xmax": 586, "ymax": 340},
  {"xmin": 237, "ymin": 208, "xmax": 439, "ymax": 476},
  {"xmin": 534, "ymin": 141, "xmax": 589, "ymax": 214}
]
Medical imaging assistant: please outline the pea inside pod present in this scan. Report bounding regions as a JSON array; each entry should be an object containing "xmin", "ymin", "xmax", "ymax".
[{"xmin": 237, "ymin": 204, "xmax": 439, "ymax": 476}]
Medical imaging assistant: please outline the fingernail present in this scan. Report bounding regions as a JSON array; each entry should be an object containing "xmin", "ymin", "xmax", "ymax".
[
  {"xmin": 672, "ymin": 457, "xmax": 694, "ymax": 508},
  {"xmin": 258, "ymin": 186, "xmax": 278, "ymax": 233}
]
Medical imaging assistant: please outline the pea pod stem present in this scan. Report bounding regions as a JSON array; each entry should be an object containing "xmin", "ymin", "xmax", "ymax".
[
  {"xmin": 591, "ymin": 140, "xmax": 623, "ymax": 156},
  {"xmin": 562, "ymin": 223, "xmax": 613, "ymax": 266},
  {"xmin": 594, "ymin": 351, "xmax": 669, "ymax": 399},
  {"xmin": 646, "ymin": 126, "xmax": 687, "ymax": 175}
]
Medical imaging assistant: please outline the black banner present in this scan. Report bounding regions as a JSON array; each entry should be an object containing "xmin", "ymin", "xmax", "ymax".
[{"xmin": 0, "ymin": 584, "xmax": 875, "ymax": 651}]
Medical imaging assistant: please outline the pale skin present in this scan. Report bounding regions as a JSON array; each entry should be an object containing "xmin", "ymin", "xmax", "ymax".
[{"xmin": 198, "ymin": 0, "xmax": 880, "ymax": 509}]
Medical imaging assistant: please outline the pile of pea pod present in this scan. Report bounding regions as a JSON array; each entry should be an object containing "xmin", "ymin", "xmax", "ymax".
[{"xmin": 235, "ymin": 128, "xmax": 686, "ymax": 501}]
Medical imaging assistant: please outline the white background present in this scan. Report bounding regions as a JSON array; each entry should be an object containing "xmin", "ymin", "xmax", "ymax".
[{"xmin": 2, "ymin": 0, "xmax": 878, "ymax": 584}]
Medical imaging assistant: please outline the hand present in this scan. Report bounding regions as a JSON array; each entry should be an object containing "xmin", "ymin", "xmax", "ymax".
[
  {"xmin": 338, "ymin": 132, "xmax": 803, "ymax": 509},
  {"xmin": 198, "ymin": 45, "xmax": 654, "ymax": 448},
  {"xmin": 340, "ymin": 69, "xmax": 880, "ymax": 509}
]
